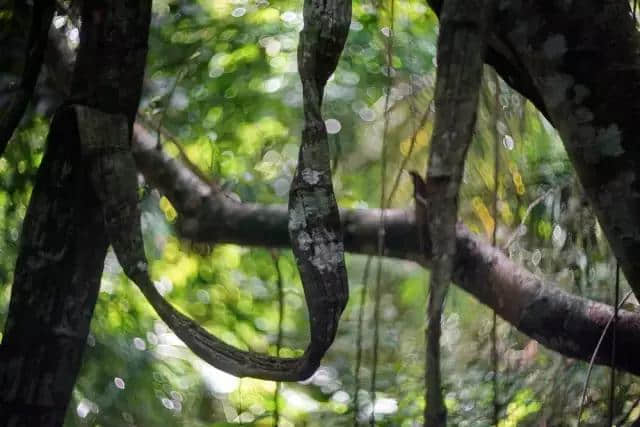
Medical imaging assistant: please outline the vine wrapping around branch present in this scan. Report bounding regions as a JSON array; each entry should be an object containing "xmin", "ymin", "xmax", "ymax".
[{"xmin": 69, "ymin": 0, "xmax": 352, "ymax": 383}]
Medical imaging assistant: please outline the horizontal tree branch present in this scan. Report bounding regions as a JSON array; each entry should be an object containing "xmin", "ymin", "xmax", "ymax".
[
  {"xmin": 429, "ymin": 0, "xmax": 640, "ymax": 301},
  {"xmin": 45, "ymin": 19, "xmax": 640, "ymax": 377},
  {"xmin": 132, "ymin": 124, "xmax": 640, "ymax": 377}
]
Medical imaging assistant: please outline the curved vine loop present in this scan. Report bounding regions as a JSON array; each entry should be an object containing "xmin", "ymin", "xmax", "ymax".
[
  {"xmin": 70, "ymin": 0, "xmax": 350, "ymax": 382},
  {"xmin": 290, "ymin": 0, "xmax": 351, "ymax": 360}
]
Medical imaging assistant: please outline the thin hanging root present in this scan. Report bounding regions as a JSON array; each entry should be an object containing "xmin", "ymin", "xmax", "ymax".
[
  {"xmin": 421, "ymin": 1, "xmax": 494, "ymax": 425},
  {"xmin": 71, "ymin": 0, "xmax": 350, "ymax": 382},
  {"xmin": 352, "ymin": 257, "xmax": 373, "ymax": 425},
  {"xmin": 577, "ymin": 277, "xmax": 630, "ymax": 426},
  {"xmin": 608, "ymin": 265, "xmax": 619, "ymax": 425},
  {"xmin": 272, "ymin": 251, "xmax": 284, "ymax": 424},
  {"xmin": 491, "ymin": 70, "xmax": 501, "ymax": 426}
]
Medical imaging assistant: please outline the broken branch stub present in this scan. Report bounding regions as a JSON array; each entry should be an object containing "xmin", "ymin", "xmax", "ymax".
[{"xmin": 72, "ymin": 0, "xmax": 351, "ymax": 381}]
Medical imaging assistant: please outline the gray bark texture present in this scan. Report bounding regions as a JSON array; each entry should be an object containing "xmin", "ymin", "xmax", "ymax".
[
  {"xmin": 419, "ymin": 0, "xmax": 493, "ymax": 424},
  {"xmin": 428, "ymin": 0, "xmax": 640, "ymax": 303},
  {"xmin": 132, "ymin": 126, "xmax": 640, "ymax": 377},
  {"xmin": 3, "ymin": 0, "xmax": 640, "ymax": 424},
  {"xmin": 0, "ymin": 108, "xmax": 108, "ymax": 427},
  {"xmin": 60, "ymin": 0, "xmax": 353, "ymax": 383},
  {"xmin": 0, "ymin": 2, "xmax": 151, "ymax": 426}
]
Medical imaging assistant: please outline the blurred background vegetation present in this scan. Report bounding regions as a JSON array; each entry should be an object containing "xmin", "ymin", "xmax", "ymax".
[{"xmin": 0, "ymin": 0, "xmax": 637, "ymax": 425}]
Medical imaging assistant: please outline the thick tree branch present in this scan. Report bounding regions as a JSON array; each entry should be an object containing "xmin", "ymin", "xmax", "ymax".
[
  {"xmin": 39, "ymin": 0, "xmax": 353, "ymax": 384},
  {"xmin": 429, "ymin": 0, "xmax": 640, "ymax": 300},
  {"xmin": 132, "ymin": 124, "xmax": 640, "ymax": 377},
  {"xmin": 39, "ymin": 0, "xmax": 640, "ymax": 379}
]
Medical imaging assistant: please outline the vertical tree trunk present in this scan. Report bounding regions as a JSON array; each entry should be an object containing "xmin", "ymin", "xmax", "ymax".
[
  {"xmin": 426, "ymin": 0, "xmax": 640, "ymax": 298},
  {"xmin": 0, "ymin": 2, "xmax": 151, "ymax": 426},
  {"xmin": 0, "ymin": 109, "xmax": 109, "ymax": 426}
]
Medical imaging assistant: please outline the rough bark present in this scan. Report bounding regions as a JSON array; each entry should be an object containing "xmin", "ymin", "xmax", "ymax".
[
  {"xmin": 419, "ymin": 1, "xmax": 493, "ymax": 423},
  {"xmin": 132, "ymin": 125, "xmax": 640, "ymax": 377},
  {"xmin": 428, "ymin": 0, "xmax": 640, "ymax": 302},
  {"xmin": 0, "ymin": 2, "xmax": 151, "ymax": 426},
  {"xmin": 70, "ymin": 3, "xmax": 150, "ymax": 125},
  {"xmin": 0, "ymin": 109, "xmax": 108, "ymax": 427},
  {"xmin": 288, "ymin": 0, "xmax": 350, "ymax": 372},
  {"xmin": 12, "ymin": 0, "xmax": 351, "ymax": 384},
  {"xmin": 0, "ymin": 0, "xmax": 55, "ymax": 155},
  {"xmin": 120, "ymin": 0, "xmax": 352, "ymax": 381},
  {"xmin": 3, "ymin": 0, "xmax": 640, "ymax": 420},
  {"xmin": 38, "ymin": 1, "xmax": 640, "ymax": 381}
]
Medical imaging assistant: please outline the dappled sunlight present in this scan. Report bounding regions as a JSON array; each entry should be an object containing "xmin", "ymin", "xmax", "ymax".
[{"xmin": 1, "ymin": 0, "xmax": 638, "ymax": 425}]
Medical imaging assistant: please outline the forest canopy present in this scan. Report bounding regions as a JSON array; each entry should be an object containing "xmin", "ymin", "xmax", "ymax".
[{"xmin": 1, "ymin": 0, "xmax": 639, "ymax": 426}]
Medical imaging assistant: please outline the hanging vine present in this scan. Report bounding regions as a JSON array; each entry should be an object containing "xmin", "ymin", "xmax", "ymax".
[
  {"xmin": 491, "ymin": 71, "xmax": 501, "ymax": 426},
  {"xmin": 352, "ymin": 87, "xmax": 433, "ymax": 425},
  {"xmin": 272, "ymin": 251, "xmax": 285, "ymax": 425},
  {"xmin": 608, "ymin": 265, "xmax": 620, "ymax": 425},
  {"xmin": 352, "ymin": 257, "xmax": 372, "ymax": 425},
  {"xmin": 68, "ymin": 0, "xmax": 352, "ymax": 383},
  {"xmin": 370, "ymin": 0, "xmax": 395, "ymax": 423},
  {"xmin": 577, "ymin": 288, "xmax": 633, "ymax": 425},
  {"xmin": 416, "ymin": 1, "xmax": 495, "ymax": 424}
]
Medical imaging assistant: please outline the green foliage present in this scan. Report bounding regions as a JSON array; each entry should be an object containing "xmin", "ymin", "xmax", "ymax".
[{"xmin": 0, "ymin": 0, "xmax": 636, "ymax": 425}]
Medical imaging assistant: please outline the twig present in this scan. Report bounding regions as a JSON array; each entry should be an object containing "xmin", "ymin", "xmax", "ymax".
[
  {"xmin": 136, "ymin": 112, "xmax": 221, "ymax": 190},
  {"xmin": 353, "ymin": 257, "xmax": 373, "ymax": 426},
  {"xmin": 490, "ymin": 71, "xmax": 501, "ymax": 426},
  {"xmin": 272, "ymin": 251, "xmax": 284, "ymax": 426},
  {"xmin": 503, "ymin": 186, "xmax": 560, "ymax": 250},
  {"xmin": 370, "ymin": 0, "xmax": 395, "ymax": 422},
  {"xmin": 608, "ymin": 265, "xmax": 620, "ymax": 425},
  {"xmin": 155, "ymin": 67, "xmax": 187, "ymax": 151},
  {"xmin": 577, "ymin": 289, "xmax": 633, "ymax": 426},
  {"xmin": 616, "ymin": 394, "xmax": 640, "ymax": 425}
]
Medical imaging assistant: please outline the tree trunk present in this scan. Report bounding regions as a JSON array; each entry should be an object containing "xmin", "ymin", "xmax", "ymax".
[
  {"xmin": 0, "ymin": 2, "xmax": 151, "ymax": 426},
  {"xmin": 132, "ymin": 125, "xmax": 640, "ymax": 377},
  {"xmin": 3, "ymin": 0, "xmax": 640, "ymax": 424},
  {"xmin": 0, "ymin": 108, "xmax": 108, "ymax": 427},
  {"xmin": 429, "ymin": 0, "xmax": 640, "ymax": 300}
]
